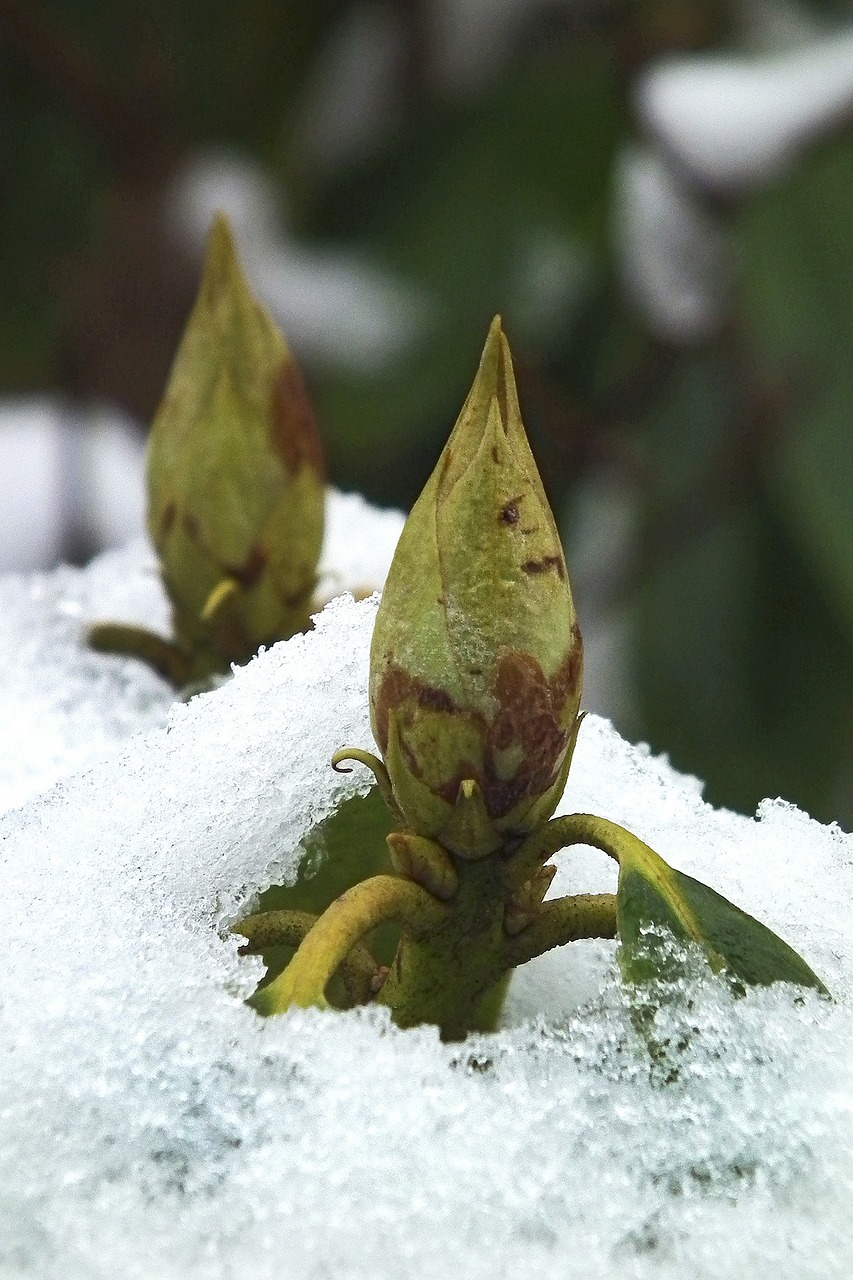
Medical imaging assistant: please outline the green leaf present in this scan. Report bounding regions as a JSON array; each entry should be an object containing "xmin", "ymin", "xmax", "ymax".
[
  {"xmin": 739, "ymin": 134, "xmax": 853, "ymax": 646},
  {"xmin": 616, "ymin": 836, "xmax": 827, "ymax": 994}
]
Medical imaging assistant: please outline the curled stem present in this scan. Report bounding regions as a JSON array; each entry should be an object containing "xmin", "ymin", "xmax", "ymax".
[
  {"xmin": 504, "ymin": 892, "xmax": 618, "ymax": 968},
  {"xmin": 249, "ymin": 875, "xmax": 449, "ymax": 1016},
  {"xmin": 331, "ymin": 748, "xmax": 403, "ymax": 822},
  {"xmin": 234, "ymin": 907, "xmax": 378, "ymax": 1007}
]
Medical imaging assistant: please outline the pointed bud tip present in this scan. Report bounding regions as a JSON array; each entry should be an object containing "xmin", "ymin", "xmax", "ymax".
[
  {"xmin": 468, "ymin": 315, "xmax": 518, "ymax": 431},
  {"xmin": 200, "ymin": 211, "xmax": 245, "ymax": 304}
]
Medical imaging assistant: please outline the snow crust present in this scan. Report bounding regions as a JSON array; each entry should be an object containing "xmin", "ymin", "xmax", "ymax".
[{"xmin": 1, "ymin": 554, "xmax": 852, "ymax": 1278}]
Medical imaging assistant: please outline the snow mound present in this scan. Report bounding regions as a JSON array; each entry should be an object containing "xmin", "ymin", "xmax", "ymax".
[
  {"xmin": 0, "ymin": 489, "xmax": 403, "ymax": 814},
  {"xmin": 1, "ymin": 578, "xmax": 852, "ymax": 1278}
]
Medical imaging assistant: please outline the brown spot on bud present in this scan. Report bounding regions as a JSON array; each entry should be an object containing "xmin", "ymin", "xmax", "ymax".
[
  {"xmin": 270, "ymin": 359, "xmax": 325, "ymax": 478},
  {"xmin": 233, "ymin": 543, "xmax": 267, "ymax": 588},
  {"xmin": 374, "ymin": 664, "xmax": 460, "ymax": 757},
  {"xmin": 160, "ymin": 501, "xmax": 177, "ymax": 537},
  {"xmin": 521, "ymin": 556, "xmax": 565, "ymax": 580},
  {"xmin": 484, "ymin": 652, "xmax": 570, "ymax": 814},
  {"xmin": 376, "ymin": 635, "xmax": 582, "ymax": 825},
  {"xmin": 552, "ymin": 625, "xmax": 583, "ymax": 709}
]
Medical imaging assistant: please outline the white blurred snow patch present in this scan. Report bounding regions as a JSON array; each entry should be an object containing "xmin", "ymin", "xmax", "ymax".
[
  {"xmin": 637, "ymin": 28, "xmax": 853, "ymax": 193},
  {"xmin": 80, "ymin": 402, "xmax": 147, "ymax": 548},
  {"xmin": 0, "ymin": 397, "xmax": 145, "ymax": 571},
  {"xmin": 292, "ymin": 3, "xmax": 406, "ymax": 177},
  {"xmin": 165, "ymin": 150, "xmax": 429, "ymax": 373},
  {"xmin": 0, "ymin": 399, "xmax": 65, "ymax": 570},
  {"xmin": 317, "ymin": 489, "xmax": 405, "ymax": 603},
  {"xmin": 0, "ymin": 491, "xmax": 402, "ymax": 816},
  {"xmin": 0, "ymin": 580, "xmax": 851, "ymax": 1278},
  {"xmin": 614, "ymin": 145, "xmax": 731, "ymax": 344}
]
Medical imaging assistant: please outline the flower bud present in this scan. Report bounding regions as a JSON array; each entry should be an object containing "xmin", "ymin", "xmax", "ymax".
[
  {"xmin": 369, "ymin": 316, "xmax": 583, "ymax": 856},
  {"xmin": 147, "ymin": 212, "xmax": 325, "ymax": 672}
]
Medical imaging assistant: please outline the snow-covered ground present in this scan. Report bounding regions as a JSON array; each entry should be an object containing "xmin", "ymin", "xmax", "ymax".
[{"xmin": 1, "ymin": 505, "xmax": 851, "ymax": 1279}]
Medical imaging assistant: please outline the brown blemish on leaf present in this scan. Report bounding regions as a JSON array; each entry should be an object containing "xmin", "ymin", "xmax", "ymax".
[
  {"xmin": 499, "ymin": 499, "xmax": 520, "ymax": 526},
  {"xmin": 521, "ymin": 556, "xmax": 566, "ymax": 580},
  {"xmin": 270, "ymin": 358, "xmax": 324, "ymax": 478},
  {"xmin": 491, "ymin": 445, "xmax": 501, "ymax": 464}
]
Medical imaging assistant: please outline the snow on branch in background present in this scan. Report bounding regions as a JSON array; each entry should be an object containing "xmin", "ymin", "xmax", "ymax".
[
  {"xmin": 637, "ymin": 29, "xmax": 853, "ymax": 194},
  {"xmin": 617, "ymin": 26, "xmax": 853, "ymax": 342}
]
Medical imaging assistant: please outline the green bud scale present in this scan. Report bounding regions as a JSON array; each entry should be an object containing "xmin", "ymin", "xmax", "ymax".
[{"xmin": 369, "ymin": 316, "xmax": 583, "ymax": 856}]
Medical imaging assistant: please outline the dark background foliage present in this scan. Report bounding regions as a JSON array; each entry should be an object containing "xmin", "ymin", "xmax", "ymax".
[{"xmin": 2, "ymin": 0, "xmax": 853, "ymax": 826}]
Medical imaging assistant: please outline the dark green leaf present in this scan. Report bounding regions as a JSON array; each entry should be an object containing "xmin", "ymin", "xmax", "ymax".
[{"xmin": 617, "ymin": 836, "xmax": 827, "ymax": 993}]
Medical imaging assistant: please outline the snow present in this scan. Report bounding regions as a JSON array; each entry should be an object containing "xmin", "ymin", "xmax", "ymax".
[
  {"xmin": 0, "ymin": 399, "xmax": 146, "ymax": 571},
  {"xmin": 637, "ymin": 30, "xmax": 853, "ymax": 193},
  {"xmin": 613, "ymin": 144, "xmax": 731, "ymax": 344},
  {"xmin": 0, "ymin": 541, "xmax": 852, "ymax": 1278},
  {"xmin": 0, "ymin": 489, "xmax": 404, "ymax": 814}
]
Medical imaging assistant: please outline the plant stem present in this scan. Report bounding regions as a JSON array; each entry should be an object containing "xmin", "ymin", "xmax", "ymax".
[
  {"xmin": 504, "ymin": 893, "xmax": 617, "ymax": 968},
  {"xmin": 234, "ymin": 907, "xmax": 379, "ymax": 1006},
  {"xmin": 376, "ymin": 855, "xmax": 511, "ymax": 1039},
  {"xmin": 87, "ymin": 622, "xmax": 192, "ymax": 685},
  {"xmin": 234, "ymin": 907, "xmax": 321, "ymax": 953},
  {"xmin": 250, "ymin": 875, "xmax": 448, "ymax": 1016},
  {"xmin": 504, "ymin": 811, "xmax": 641, "ymax": 890}
]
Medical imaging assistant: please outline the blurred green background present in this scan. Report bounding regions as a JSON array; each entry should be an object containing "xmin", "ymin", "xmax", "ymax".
[{"xmin": 3, "ymin": 0, "xmax": 853, "ymax": 826}]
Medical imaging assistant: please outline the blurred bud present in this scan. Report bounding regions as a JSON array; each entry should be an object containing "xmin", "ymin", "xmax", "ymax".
[
  {"xmin": 369, "ymin": 316, "xmax": 583, "ymax": 857},
  {"xmin": 147, "ymin": 212, "xmax": 325, "ymax": 674}
]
